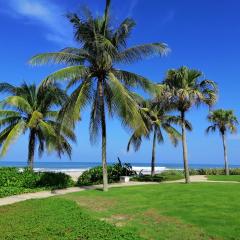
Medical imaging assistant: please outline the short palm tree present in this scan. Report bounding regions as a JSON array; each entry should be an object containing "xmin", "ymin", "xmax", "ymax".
[
  {"xmin": 206, "ymin": 109, "xmax": 238, "ymax": 175},
  {"xmin": 127, "ymin": 100, "xmax": 182, "ymax": 176},
  {"xmin": 29, "ymin": 0, "xmax": 169, "ymax": 191},
  {"xmin": 0, "ymin": 82, "xmax": 76, "ymax": 169},
  {"xmin": 163, "ymin": 66, "xmax": 217, "ymax": 183}
]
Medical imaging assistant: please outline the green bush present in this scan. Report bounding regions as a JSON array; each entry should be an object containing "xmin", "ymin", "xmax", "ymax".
[
  {"xmin": 160, "ymin": 170, "xmax": 184, "ymax": 181},
  {"xmin": 0, "ymin": 167, "xmax": 74, "ymax": 197},
  {"xmin": 77, "ymin": 159, "xmax": 136, "ymax": 186},
  {"xmin": 131, "ymin": 175, "xmax": 164, "ymax": 182},
  {"xmin": 37, "ymin": 172, "xmax": 74, "ymax": 189},
  {"xmin": 0, "ymin": 167, "xmax": 41, "ymax": 188},
  {"xmin": 189, "ymin": 168, "xmax": 240, "ymax": 175},
  {"xmin": 131, "ymin": 170, "xmax": 184, "ymax": 182}
]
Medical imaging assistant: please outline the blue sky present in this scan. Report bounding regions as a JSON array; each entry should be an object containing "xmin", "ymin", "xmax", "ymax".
[{"xmin": 0, "ymin": 0, "xmax": 239, "ymax": 165}]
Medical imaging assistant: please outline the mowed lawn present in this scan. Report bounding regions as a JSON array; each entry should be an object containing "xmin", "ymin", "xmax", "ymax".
[
  {"xmin": 1, "ymin": 183, "xmax": 240, "ymax": 240},
  {"xmin": 207, "ymin": 175, "xmax": 240, "ymax": 182}
]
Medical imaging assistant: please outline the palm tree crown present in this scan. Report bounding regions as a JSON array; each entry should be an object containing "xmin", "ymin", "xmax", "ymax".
[
  {"xmin": 127, "ymin": 99, "xmax": 182, "ymax": 175},
  {"xmin": 0, "ymin": 83, "xmax": 76, "ymax": 169},
  {"xmin": 206, "ymin": 109, "xmax": 238, "ymax": 135},
  {"xmin": 163, "ymin": 66, "xmax": 217, "ymax": 112},
  {"xmin": 29, "ymin": 1, "xmax": 169, "ymax": 190}
]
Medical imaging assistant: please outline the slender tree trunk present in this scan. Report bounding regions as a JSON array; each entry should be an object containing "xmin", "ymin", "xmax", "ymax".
[
  {"xmin": 27, "ymin": 129, "xmax": 35, "ymax": 171},
  {"xmin": 222, "ymin": 132, "xmax": 229, "ymax": 175},
  {"xmin": 181, "ymin": 111, "xmax": 190, "ymax": 183},
  {"xmin": 151, "ymin": 128, "xmax": 157, "ymax": 176},
  {"xmin": 99, "ymin": 79, "xmax": 108, "ymax": 191}
]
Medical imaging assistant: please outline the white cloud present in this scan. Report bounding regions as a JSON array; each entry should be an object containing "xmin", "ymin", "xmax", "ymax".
[{"xmin": 3, "ymin": 0, "xmax": 75, "ymax": 46}]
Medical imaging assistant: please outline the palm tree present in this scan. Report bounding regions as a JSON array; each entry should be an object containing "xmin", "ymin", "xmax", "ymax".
[
  {"xmin": 127, "ymin": 100, "xmax": 182, "ymax": 176},
  {"xmin": 163, "ymin": 66, "xmax": 217, "ymax": 183},
  {"xmin": 206, "ymin": 109, "xmax": 238, "ymax": 175},
  {"xmin": 29, "ymin": 0, "xmax": 169, "ymax": 191},
  {"xmin": 0, "ymin": 82, "xmax": 76, "ymax": 170}
]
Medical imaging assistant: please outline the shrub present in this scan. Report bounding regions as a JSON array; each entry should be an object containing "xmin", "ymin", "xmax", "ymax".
[
  {"xmin": 131, "ymin": 170, "xmax": 184, "ymax": 182},
  {"xmin": 77, "ymin": 159, "xmax": 136, "ymax": 186},
  {"xmin": 131, "ymin": 175, "xmax": 164, "ymax": 182},
  {"xmin": 37, "ymin": 172, "xmax": 74, "ymax": 189},
  {"xmin": 189, "ymin": 168, "xmax": 240, "ymax": 175},
  {"xmin": 160, "ymin": 170, "xmax": 184, "ymax": 181},
  {"xmin": 0, "ymin": 167, "xmax": 74, "ymax": 198}
]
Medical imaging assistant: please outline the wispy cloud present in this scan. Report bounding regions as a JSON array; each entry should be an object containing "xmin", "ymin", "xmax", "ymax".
[
  {"xmin": 161, "ymin": 10, "xmax": 175, "ymax": 26},
  {"xmin": 127, "ymin": 0, "xmax": 139, "ymax": 17},
  {"xmin": 2, "ymin": 0, "xmax": 75, "ymax": 46}
]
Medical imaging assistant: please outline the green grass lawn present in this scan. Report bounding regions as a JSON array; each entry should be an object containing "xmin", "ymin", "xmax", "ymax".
[
  {"xmin": 207, "ymin": 175, "xmax": 240, "ymax": 182},
  {"xmin": 1, "ymin": 183, "xmax": 240, "ymax": 240}
]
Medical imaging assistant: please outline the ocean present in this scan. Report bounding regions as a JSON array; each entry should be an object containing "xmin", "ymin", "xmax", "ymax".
[{"xmin": 0, "ymin": 161, "xmax": 239, "ymax": 172}]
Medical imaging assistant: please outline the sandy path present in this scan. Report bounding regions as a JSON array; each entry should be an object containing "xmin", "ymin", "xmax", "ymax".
[
  {"xmin": 0, "ymin": 181, "xmax": 157, "ymax": 207},
  {"xmin": 1, "ymin": 176, "xmax": 239, "ymax": 207}
]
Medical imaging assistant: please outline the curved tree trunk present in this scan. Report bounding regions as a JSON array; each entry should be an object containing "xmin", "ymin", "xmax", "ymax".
[
  {"xmin": 151, "ymin": 128, "xmax": 157, "ymax": 176},
  {"xmin": 222, "ymin": 132, "xmax": 229, "ymax": 175},
  {"xmin": 28, "ymin": 129, "xmax": 36, "ymax": 171},
  {"xmin": 99, "ymin": 79, "xmax": 108, "ymax": 191},
  {"xmin": 181, "ymin": 111, "xmax": 190, "ymax": 183}
]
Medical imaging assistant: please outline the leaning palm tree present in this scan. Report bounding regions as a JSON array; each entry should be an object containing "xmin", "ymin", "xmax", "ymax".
[
  {"xmin": 206, "ymin": 109, "xmax": 238, "ymax": 175},
  {"xmin": 0, "ymin": 82, "xmax": 76, "ymax": 170},
  {"xmin": 29, "ymin": 0, "xmax": 169, "ymax": 191},
  {"xmin": 163, "ymin": 66, "xmax": 217, "ymax": 183},
  {"xmin": 127, "ymin": 100, "xmax": 182, "ymax": 176}
]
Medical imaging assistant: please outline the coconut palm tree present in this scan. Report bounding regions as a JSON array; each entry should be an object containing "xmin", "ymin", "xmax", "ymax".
[
  {"xmin": 0, "ymin": 82, "xmax": 76, "ymax": 170},
  {"xmin": 163, "ymin": 66, "xmax": 217, "ymax": 183},
  {"xmin": 127, "ymin": 100, "xmax": 183, "ymax": 176},
  {"xmin": 206, "ymin": 109, "xmax": 238, "ymax": 175},
  {"xmin": 29, "ymin": 0, "xmax": 169, "ymax": 191}
]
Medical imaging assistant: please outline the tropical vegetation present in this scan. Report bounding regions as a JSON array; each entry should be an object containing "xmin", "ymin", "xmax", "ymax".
[
  {"xmin": 127, "ymin": 99, "xmax": 181, "ymax": 176},
  {"xmin": 0, "ymin": 83, "xmax": 75, "ymax": 169},
  {"xmin": 29, "ymin": 0, "xmax": 169, "ymax": 191},
  {"xmin": 162, "ymin": 66, "xmax": 218, "ymax": 183},
  {"xmin": 206, "ymin": 109, "xmax": 238, "ymax": 175}
]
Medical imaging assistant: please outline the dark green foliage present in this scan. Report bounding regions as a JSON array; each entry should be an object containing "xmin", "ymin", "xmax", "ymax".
[
  {"xmin": 0, "ymin": 198, "xmax": 143, "ymax": 240},
  {"xmin": 131, "ymin": 170, "xmax": 184, "ymax": 182},
  {"xmin": 0, "ymin": 167, "xmax": 40, "ymax": 188},
  {"xmin": 77, "ymin": 160, "xmax": 136, "ymax": 186},
  {"xmin": 0, "ymin": 167, "xmax": 74, "ymax": 197},
  {"xmin": 37, "ymin": 172, "xmax": 74, "ymax": 189},
  {"xmin": 189, "ymin": 168, "xmax": 240, "ymax": 175}
]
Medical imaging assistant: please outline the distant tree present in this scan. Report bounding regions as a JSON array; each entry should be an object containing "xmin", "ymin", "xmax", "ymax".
[
  {"xmin": 206, "ymin": 109, "xmax": 238, "ymax": 175},
  {"xmin": 163, "ymin": 66, "xmax": 218, "ymax": 183},
  {"xmin": 0, "ymin": 83, "xmax": 75, "ymax": 170},
  {"xmin": 29, "ymin": 0, "xmax": 169, "ymax": 190},
  {"xmin": 127, "ymin": 100, "xmax": 182, "ymax": 176}
]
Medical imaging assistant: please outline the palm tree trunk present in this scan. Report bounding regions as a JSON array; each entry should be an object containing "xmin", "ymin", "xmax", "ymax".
[
  {"xmin": 181, "ymin": 111, "xmax": 190, "ymax": 183},
  {"xmin": 103, "ymin": 0, "xmax": 111, "ymax": 35},
  {"xmin": 28, "ymin": 129, "xmax": 35, "ymax": 171},
  {"xmin": 151, "ymin": 128, "xmax": 157, "ymax": 176},
  {"xmin": 99, "ymin": 79, "xmax": 108, "ymax": 191},
  {"xmin": 222, "ymin": 132, "xmax": 229, "ymax": 175}
]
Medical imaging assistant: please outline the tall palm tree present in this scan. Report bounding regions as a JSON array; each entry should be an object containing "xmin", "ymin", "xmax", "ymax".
[
  {"xmin": 163, "ymin": 66, "xmax": 217, "ymax": 183},
  {"xmin": 206, "ymin": 109, "xmax": 238, "ymax": 175},
  {"xmin": 29, "ymin": 0, "xmax": 169, "ymax": 191},
  {"xmin": 127, "ymin": 100, "xmax": 182, "ymax": 176},
  {"xmin": 0, "ymin": 82, "xmax": 76, "ymax": 170}
]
